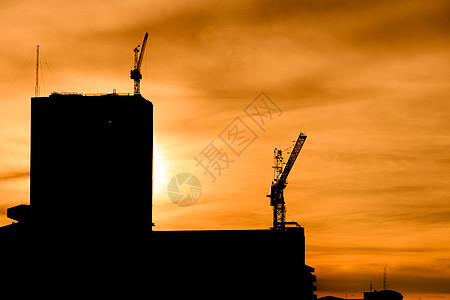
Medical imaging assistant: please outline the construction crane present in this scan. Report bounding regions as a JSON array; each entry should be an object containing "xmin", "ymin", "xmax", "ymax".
[
  {"xmin": 267, "ymin": 132, "xmax": 307, "ymax": 231},
  {"xmin": 130, "ymin": 32, "xmax": 149, "ymax": 95}
]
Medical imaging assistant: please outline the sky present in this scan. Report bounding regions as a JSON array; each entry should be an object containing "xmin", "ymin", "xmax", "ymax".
[{"xmin": 1, "ymin": 0, "xmax": 450, "ymax": 298}]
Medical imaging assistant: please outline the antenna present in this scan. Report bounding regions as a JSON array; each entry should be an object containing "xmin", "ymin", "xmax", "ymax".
[
  {"xmin": 370, "ymin": 281, "xmax": 373, "ymax": 292},
  {"xmin": 383, "ymin": 265, "xmax": 387, "ymax": 290},
  {"xmin": 35, "ymin": 45, "xmax": 40, "ymax": 97}
]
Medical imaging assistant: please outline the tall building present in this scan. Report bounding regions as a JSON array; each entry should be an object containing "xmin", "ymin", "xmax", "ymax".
[{"xmin": 5, "ymin": 92, "xmax": 153, "ymax": 233}]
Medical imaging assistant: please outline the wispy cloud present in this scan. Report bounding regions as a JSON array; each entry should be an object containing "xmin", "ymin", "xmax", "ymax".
[
  {"xmin": 0, "ymin": 171, "xmax": 29, "ymax": 182},
  {"xmin": 1, "ymin": 0, "xmax": 450, "ymax": 297}
]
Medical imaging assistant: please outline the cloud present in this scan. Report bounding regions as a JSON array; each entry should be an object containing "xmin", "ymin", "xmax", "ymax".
[
  {"xmin": 1, "ymin": 0, "xmax": 450, "ymax": 298},
  {"xmin": 317, "ymin": 271, "xmax": 450, "ymax": 295},
  {"xmin": 311, "ymin": 244, "xmax": 450, "ymax": 295},
  {"xmin": 341, "ymin": 1, "xmax": 450, "ymax": 51},
  {"xmin": 0, "ymin": 171, "xmax": 29, "ymax": 182}
]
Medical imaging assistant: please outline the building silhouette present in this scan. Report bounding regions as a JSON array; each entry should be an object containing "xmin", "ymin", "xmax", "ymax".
[
  {"xmin": 364, "ymin": 290, "xmax": 403, "ymax": 300},
  {"xmin": 3, "ymin": 92, "xmax": 153, "ymax": 233},
  {"xmin": 319, "ymin": 290, "xmax": 403, "ymax": 300},
  {"xmin": 1, "ymin": 92, "xmax": 316, "ymax": 299}
]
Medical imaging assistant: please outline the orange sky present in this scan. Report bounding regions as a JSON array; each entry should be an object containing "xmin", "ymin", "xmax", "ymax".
[{"xmin": 1, "ymin": 0, "xmax": 450, "ymax": 298}]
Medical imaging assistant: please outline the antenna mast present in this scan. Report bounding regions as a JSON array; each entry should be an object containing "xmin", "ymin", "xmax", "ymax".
[
  {"xmin": 383, "ymin": 265, "xmax": 388, "ymax": 290},
  {"xmin": 35, "ymin": 45, "xmax": 40, "ymax": 97}
]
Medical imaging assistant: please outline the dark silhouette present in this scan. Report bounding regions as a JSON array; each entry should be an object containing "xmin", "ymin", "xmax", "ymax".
[
  {"xmin": 1, "ymin": 92, "xmax": 317, "ymax": 299},
  {"xmin": 365, "ymin": 290, "xmax": 403, "ymax": 300},
  {"xmin": 319, "ymin": 289, "xmax": 403, "ymax": 300},
  {"xmin": 152, "ymin": 229, "xmax": 317, "ymax": 299},
  {"xmin": 2, "ymin": 92, "xmax": 153, "ymax": 234}
]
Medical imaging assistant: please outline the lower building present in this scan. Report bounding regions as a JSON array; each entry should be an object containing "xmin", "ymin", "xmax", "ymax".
[
  {"xmin": 364, "ymin": 290, "xmax": 403, "ymax": 300},
  {"xmin": 319, "ymin": 290, "xmax": 403, "ymax": 300},
  {"xmin": 152, "ymin": 228, "xmax": 316, "ymax": 299}
]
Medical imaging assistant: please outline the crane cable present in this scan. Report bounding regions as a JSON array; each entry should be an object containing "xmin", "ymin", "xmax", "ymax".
[
  {"xmin": 1, "ymin": 46, "xmax": 59, "ymax": 100},
  {"xmin": 40, "ymin": 48, "xmax": 60, "ymax": 93},
  {"xmin": 1, "ymin": 48, "xmax": 35, "ymax": 101}
]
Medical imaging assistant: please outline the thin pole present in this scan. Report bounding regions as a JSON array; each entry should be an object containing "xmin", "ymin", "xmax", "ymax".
[{"xmin": 35, "ymin": 45, "xmax": 40, "ymax": 97}]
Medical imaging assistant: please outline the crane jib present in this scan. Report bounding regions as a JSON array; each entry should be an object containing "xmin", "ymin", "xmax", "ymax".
[
  {"xmin": 137, "ymin": 32, "xmax": 149, "ymax": 70},
  {"xmin": 277, "ymin": 133, "xmax": 307, "ymax": 185}
]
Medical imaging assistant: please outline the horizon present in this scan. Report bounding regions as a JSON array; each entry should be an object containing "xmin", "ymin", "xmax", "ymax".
[{"xmin": 1, "ymin": 0, "xmax": 450, "ymax": 299}]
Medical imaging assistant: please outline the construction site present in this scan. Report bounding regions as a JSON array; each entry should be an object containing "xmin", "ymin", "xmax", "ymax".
[{"xmin": 0, "ymin": 33, "xmax": 404, "ymax": 300}]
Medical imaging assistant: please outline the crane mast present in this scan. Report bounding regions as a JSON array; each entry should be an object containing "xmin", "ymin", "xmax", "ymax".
[
  {"xmin": 130, "ymin": 32, "xmax": 149, "ymax": 95},
  {"xmin": 267, "ymin": 132, "xmax": 307, "ymax": 231}
]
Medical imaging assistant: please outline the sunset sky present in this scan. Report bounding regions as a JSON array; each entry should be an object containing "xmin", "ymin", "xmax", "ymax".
[{"xmin": 1, "ymin": 0, "xmax": 450, "ymax": 298}]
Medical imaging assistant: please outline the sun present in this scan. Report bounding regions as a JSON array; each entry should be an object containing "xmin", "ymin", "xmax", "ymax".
[{"xmin": 153, "ymin": 143, "xmax": 169, "ymax": 198}]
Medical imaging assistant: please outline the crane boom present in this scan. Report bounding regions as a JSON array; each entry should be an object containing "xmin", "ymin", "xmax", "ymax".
[
  {"xmin": 277, "ymin": 133, "xmax": 307, "ymax": 186},
  {"xmin": 137, "ymin": 32, "xmax": 148, "ymax": 71}
]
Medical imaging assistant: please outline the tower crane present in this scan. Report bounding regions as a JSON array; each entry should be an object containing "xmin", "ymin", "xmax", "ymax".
[
  {"xmin": 130, "ymin": 32, "xmax": 149, "ymax": 95},
  {"xmin": 267, "ymin": 132, "xmax": 307, "ymax": 231}
]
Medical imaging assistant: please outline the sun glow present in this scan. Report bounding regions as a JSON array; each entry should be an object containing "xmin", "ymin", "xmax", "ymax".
[{"xmin": 153, "ymin": 143, "xmax": 169, "ymax": 198}]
